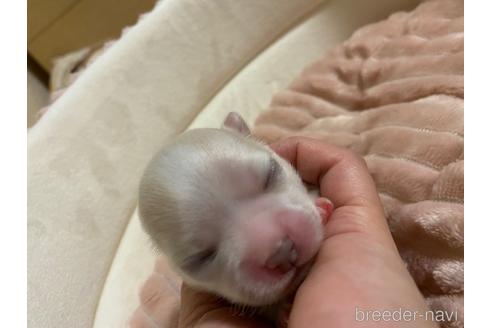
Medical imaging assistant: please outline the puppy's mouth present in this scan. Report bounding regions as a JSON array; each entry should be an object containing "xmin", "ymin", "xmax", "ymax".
[
  {"xmin": 237, "ymin": 257, "xmax": 312, "ymax": 306},
  {"xmin": 245, "ymin": 260, "xmax": 296, "ymax": 283},
  {"xmin": 242, "ymin": 235, "xmax": 303, "ymax": 280},
  {"xmin": 265, "ymin": 238, "xmax": 298, "ymax": 271},
  {"xmin": 239, "ymin": 237, "xmax": 317, "ymax": 303}
]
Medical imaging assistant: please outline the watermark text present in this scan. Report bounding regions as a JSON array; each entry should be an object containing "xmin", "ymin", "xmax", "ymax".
[{"xmin": 355, "ymin": 307, "xmax": 457, "ymax": 322}]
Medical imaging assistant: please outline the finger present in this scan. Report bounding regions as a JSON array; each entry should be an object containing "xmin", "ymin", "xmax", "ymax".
[
  {"xmin": 178, "ymin": 285, "xmax": 271, "ymax": 328},
  {"xmin": 271, "ymin": 137, "xmax": 381, "ymax": 210}
]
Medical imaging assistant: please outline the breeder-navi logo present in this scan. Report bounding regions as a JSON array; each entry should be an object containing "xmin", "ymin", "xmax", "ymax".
[{"xmin": 355, "ymin": 307, "xmax": 458, "ymax": 323}]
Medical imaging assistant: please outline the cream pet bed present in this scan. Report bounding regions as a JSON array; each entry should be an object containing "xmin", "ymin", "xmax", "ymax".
[{"xmin": 27, "ymin": 0, "xmax": 421, "ymax": 327}]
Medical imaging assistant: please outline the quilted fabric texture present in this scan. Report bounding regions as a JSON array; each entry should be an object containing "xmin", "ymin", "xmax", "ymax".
[{"xmin": 254, "ymin": 0, "xmax": 463, "ymax": 327}]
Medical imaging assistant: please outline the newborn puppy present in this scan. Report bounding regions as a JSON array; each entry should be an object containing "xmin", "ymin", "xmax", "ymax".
[{"xmin": 139, "ymin": 112, "xmax": 331, "ymax": 313}]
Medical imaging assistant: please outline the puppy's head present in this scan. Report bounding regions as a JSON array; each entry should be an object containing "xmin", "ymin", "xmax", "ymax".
[{"xmin": 139, "ymin": 113, "xmax": 325, "ymax": 306}]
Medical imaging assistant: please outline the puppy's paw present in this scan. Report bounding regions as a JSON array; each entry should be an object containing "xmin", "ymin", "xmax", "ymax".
[{"xmin": 315, "ymin": 197, "xmax": 334, "ymax": 225}]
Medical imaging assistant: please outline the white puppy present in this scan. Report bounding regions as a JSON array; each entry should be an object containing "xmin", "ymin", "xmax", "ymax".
[{"xmin": 139, "ymin": 112, "xmax": 330, "ymax": 314}]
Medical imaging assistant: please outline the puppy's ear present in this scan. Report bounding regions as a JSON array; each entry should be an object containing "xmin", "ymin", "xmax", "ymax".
[{"xmin": 222, "ymin": 112, "xmax": 251, "ymax": 136}]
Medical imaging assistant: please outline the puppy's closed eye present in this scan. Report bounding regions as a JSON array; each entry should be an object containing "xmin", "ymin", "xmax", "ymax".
[
  {"xmin": 264, "ymin": 158, "xmax": 281, "ymax": 190},
  {"xmin": 183, "ymin": 248, "xmax": 217, "ymax": 272}
]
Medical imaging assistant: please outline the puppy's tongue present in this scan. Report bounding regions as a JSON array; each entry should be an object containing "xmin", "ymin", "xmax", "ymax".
[{"xmin": 315, "ymin": 197, "xmax": 334, "ymax": 225}]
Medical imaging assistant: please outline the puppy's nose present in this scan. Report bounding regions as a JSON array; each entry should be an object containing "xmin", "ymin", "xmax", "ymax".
[{"xmin": 265, "ymin": 238, "xmax": 297, "ymax": 273}]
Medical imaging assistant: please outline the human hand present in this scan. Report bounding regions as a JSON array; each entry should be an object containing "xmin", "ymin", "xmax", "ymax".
[
  {"xmin": 272, "ymin": 137, "xmax": 437, "ymax": 328},
  {"xmin": 178, "ymin": 137, "xmax": 436, "ymax": 328}
]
